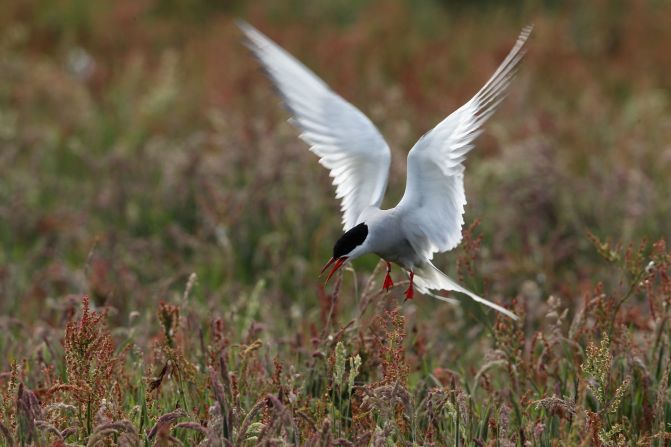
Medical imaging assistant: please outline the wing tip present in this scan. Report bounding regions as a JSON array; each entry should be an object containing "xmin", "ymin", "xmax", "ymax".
[
  {"xmin": 235, "ymin": 19, "xmax": 259, "ymax": 42},
  {"xmin": 236, "ymin": 20, "xmax": 278, "ymax": 56},
  {"xmin": 520, "ymin": 24, "xmax": 534, "ymax": 39},
  {"xmin": 234, "ymin": 18, "xmax": 250, "ymax": 30}
]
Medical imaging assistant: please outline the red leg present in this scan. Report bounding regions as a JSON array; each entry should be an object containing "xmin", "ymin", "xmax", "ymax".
[
  {"xmin": 404, "ymin": 271, "xmax": 414, "ymax": 300},
  {"xmin": 382, "ymin": 261, "xmax": 394, "ymax": 291}
]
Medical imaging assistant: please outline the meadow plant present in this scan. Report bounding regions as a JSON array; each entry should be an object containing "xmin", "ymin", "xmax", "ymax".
[{"xmin": 1, "ymin": 0, "xmax": 671, "ymax": 445}]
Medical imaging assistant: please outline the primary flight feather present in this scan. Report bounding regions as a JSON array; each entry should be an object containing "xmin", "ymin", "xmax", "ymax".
[{"xmin": 239, "ymin": 21, "xmax": 532, "ymax": 320}]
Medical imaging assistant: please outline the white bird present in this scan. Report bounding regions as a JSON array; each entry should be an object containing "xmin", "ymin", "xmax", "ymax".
[{"xmin": 239, "ymin": 21, "xmax": 532, "ymax": 320}]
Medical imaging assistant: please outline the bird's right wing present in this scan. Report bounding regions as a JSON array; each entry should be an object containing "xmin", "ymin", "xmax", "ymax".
[
  {"xmin": 239, "ymin": 21, "xmax": 391, "ymax": 231},
  {"xmin": 397, "ymin": 26, "xmax": 532, "ymax": 259}
]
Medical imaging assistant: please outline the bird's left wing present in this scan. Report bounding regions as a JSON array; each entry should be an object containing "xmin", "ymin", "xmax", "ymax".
[
  {"xmin": 239, "ymin": 21, "xmax": 391, "ymax": 231},
  {"xmin": 397, "ymin": 26, "xmax": 532, "ymax": 259}
]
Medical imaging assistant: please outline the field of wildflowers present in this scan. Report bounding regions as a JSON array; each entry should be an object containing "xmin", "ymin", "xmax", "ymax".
[{"xmin": 1, "ymin": 0, "xmax": 670, "ymax": 445}]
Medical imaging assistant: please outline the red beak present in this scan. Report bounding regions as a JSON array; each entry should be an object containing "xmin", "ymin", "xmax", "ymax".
[{"xmin": 320, "ymin": 257, "xmax": 348, "ymax": 284}]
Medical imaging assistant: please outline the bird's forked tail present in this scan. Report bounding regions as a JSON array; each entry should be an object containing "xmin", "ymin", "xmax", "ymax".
[{"xmin": 413, "ymin": 261, "xmax": 518, "ymax": 320}]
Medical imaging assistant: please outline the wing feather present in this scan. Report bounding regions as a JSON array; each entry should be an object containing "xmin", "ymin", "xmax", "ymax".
[
  {"xmin": 239, "ymin": 21, "xmax": 391, "ymax": 230},
  {"xmin": 397, "ymin": 26, "xmax": 533, "ymax": 259}
]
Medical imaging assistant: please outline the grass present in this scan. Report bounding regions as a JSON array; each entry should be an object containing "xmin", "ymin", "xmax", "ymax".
[{"xmin": 1, "ymin": 0, "xmax": 671, "ymax": 445}]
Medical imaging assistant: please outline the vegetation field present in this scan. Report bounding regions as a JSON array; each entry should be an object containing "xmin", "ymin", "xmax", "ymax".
[{"xmin": 1, "ymin": 0, "xmax": 671, "ymax": 445}]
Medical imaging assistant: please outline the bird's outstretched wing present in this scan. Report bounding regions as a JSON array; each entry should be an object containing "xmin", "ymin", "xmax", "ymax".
[
  {"xmin": 239, "ymin": 21, "xmax": 391, "ymax": 231},
  {"xmin": 397, "ymin": 26, "xmax": 532, "ymax": 259}
]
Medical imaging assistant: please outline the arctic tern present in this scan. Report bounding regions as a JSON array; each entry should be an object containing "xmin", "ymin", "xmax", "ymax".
[{"xmin": 239, "ymin": 21, "xmax": 532, "ymax": 320}]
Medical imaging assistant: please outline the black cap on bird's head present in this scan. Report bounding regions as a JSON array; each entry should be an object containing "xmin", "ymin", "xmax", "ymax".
[
  {"xmin": 320, "ymin": 223, "xmax": 368, "ymax": 284},
  {"xmin": 332, "ymin": 223, "xmax": 368, "ymax": 259}
]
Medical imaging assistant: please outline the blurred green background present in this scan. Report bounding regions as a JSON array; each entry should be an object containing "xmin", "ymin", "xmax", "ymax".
[
  {"xmin": 1, "ymin": 1, "xmax": 671, "ymax": 445},
  {"xmin": 1, "ymin": 0, "xmax": 670, "ymax": 337}
]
